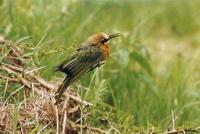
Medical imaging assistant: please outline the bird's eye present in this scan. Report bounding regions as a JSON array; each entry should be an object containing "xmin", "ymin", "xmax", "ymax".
[{"xmin": 101, "ymin": 38, "xmax": 108, "ymax": 44}]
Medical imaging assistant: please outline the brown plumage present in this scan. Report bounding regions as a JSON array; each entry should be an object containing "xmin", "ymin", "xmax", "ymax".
[{"xmin": 55, "ymin": 32, "xmax": 120, "ymax": 104}]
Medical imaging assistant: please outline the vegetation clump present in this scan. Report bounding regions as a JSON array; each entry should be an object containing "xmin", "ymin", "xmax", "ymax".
[{"xmin": 0, "ymin": 39, "xmax": 105, "ymax": 134}]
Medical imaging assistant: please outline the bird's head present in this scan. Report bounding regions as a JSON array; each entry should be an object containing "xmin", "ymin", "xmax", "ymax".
[{"xmin": 87, "ymin": 32, "xmax": 120, "ymax": 46}]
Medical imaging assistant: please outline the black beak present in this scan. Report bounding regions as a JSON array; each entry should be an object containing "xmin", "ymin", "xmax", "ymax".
[
  {"xmin": 101, "ymin": 33, "xmax": 120, "ymax": 44},
  {"xmin": 108, "ymin": 33, "xmax": 120, "ymax": 40}
]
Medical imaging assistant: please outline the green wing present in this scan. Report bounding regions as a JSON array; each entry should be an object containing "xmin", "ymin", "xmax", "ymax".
[{"xmin": 56, "ymin": 45, "xmax": 103, "ymax": 83}]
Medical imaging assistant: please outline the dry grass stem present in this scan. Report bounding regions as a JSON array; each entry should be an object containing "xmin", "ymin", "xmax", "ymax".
[{"xmin": 0, "ymin": 39, "xmax": 104, "ymax": 133}]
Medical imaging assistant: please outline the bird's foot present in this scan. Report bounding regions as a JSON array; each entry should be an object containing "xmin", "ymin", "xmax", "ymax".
[{"xmin": 98, "ymin": 61, "xmax": 105, "ymax": 67}]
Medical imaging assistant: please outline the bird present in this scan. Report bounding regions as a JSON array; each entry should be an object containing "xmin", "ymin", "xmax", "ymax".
[{"xmin": 54, "ymin": 32, "xmax": 120, "ymax": 104}]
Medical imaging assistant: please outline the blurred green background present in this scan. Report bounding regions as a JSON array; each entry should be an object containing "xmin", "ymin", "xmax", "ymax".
[{"xmin": 1, "ymin": 0, "xmax": 200, "ymax": 132}]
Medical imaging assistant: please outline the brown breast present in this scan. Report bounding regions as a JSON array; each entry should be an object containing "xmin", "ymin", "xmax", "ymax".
[{"xmin": 100, "ymin": 43, "xmax": 109, "ymax": 60}]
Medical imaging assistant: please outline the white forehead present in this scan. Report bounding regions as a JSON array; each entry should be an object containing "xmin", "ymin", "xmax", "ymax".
[{"xmin": 101, "ymin": 32, "xmax": 109, "ymax": 39}]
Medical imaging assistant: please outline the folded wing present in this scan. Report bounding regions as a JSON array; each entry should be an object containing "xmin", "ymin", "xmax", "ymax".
[{"xmin": 55, "ymin": 45, "xmax": 103, "ymax": 83}]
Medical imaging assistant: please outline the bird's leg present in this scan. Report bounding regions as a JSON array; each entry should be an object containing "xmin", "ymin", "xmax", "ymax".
[{"xmin": 98, "ymin": 61, "xmax": 105, "ymax": 67}]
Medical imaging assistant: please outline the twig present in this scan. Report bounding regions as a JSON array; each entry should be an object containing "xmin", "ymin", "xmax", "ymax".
[
  {"xmin": 2, "ymin": 63, "xmax": 54, "ymax": 89},
  {"xmin": 0, "ymin": 75, "xmax": 18, "ymax": 82},
  {"xmin": 3, "ymin": 78, "xmax": 8, "ymax": 98},
  {"xmin": 68, "ymin": 106, "xmax": 79, "ymax": 114},
  {"xmin": 24, "ymin": 66, "xmax": 46, "ymax": 75},
  {"xmin": 1, "ymin": 65, "xmax": 18, "ymax": 74},
  {"xmin": 19, "ymin": 119, "xmax": 25, "ymax": 134},
  {"xmin": 55, "ymin": 106, "xmax": 59, "ymax": 134},
  {"xmin": 18, "ymin": 75, "xmax": 32, "ymax": 88},
  {"xmin": 161, "ymin": 128, "xmax": 197, "ymax": 134},
  {"xmin": 31, "ymin": 74, "xmax": 55, "ymax": 90},
  {"xmin": 75, "ymin": 123, "xmax": 106, "ymax": 134},
  {"xmin": 36, "ymin": 121, "xmax": 52, "ymax": 134},
  {"xmin": 66, "ymin": 119, "xmax": 106, "ymax": 133},
  {"xmin": 62, "ymin": 110, "xmax": 67, "ymax": 134},
  {"xmin": 1, "ymin": 63, "xmax": 23, "ymax": 72},
  {"xmin": 61, "ymin": 94, "xmax": 69, "ymax": 134},
  {"xmin": 68, "ymin": 94, "xmax": 93, "ymax": 106}
]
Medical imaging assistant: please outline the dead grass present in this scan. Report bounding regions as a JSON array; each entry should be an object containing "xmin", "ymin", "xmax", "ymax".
[{"xmin": 0, "ymin": 38, "xmax": 105, "ymax": 133}]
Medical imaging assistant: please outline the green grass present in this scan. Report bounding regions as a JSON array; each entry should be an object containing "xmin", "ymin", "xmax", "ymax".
[{"xmin": 1, "ymin": 0, "xmax": 200, "ymax": 133}]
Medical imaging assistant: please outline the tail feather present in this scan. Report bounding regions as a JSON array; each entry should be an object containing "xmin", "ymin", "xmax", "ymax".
[
  {"xmin": 54, "ymin": 58, "xmax": 97, "ymax": 105},
  {"xmin": 55, "ymin": 77, "xmax": 70, "ymax": 105}
]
